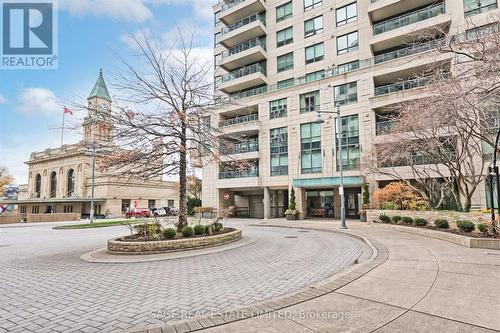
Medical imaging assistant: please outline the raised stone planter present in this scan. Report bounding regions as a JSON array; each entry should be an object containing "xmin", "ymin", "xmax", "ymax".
[
  {"xmin": 367, "ymin": 209, "xmax": 490, "ymax": 225},
  {"xmin": 107, "ymin": 228, "xmax": 242, "ymax": 255},
  {"xmin": 370, "ymin": 223, "xmax": 500, "ymax": 250}
]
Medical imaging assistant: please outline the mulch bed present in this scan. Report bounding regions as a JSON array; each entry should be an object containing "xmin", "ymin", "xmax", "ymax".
[
  {"xmin": 118, "ymin": 227, "xmax": 234, "ymax": 242},
  {"xmin": 374, "ymin": 221, "xmax": 496, "ymax": 239}
]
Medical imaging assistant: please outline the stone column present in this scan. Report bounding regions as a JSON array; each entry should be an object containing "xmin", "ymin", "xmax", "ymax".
[
  {"xmin": 295, "ymin": 187, "xmax": 305, "ymax": 219},
  {"xmin": 279, "ymin": 190, "xmax": 285, "ymax": 216},
  {"xmin": 264, "ymin": 187, "xmax": 271, "ymax": 220},
  {"xmin": 273, "ymin": 191, "xmax": 280, "ymax": 218}
]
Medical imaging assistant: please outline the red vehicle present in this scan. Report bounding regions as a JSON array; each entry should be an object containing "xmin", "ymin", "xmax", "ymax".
[{"xmin": 125, "ymin": 208, "xmax": 152, "ymax": 218}]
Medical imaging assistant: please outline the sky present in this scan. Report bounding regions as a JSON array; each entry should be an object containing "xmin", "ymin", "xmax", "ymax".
[{"xmin": 0, "ymin": 0, "xmax": 215, "ymax": 184}]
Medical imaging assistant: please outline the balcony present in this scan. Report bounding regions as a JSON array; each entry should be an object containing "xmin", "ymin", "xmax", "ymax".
[
  {"xmin": 219, "ymin": 0, "xmax": 266, "ymax": 25},
  {"xmin": 221, "ymin": 139, "xmax": 259, "ymax": 155},
  {"xmin": 219, "ymin": 167, "xmax": 259, "ymax": 179},
  {"xmin": 373, "ymin": 2, "xmax": 445, "ymax": 36},
  {"xmin": 374, "ymin": 38, "xmax": 444, "ymax": 64},
  {"xmin": 374, "ymin": 77, "xmax": 427, "ymax": 96},
  {"xmin": 219, "ymin": 37, "xmax": 267, "ymax": 71},
  {"xmin": 217, "ymin": 62, "xmax": 267, "ymax": 93},
  {"xmin": 219, "ymin": 113, "xmax": 258, "ymax": 128},
  {"xmin": 376, "ymin": 120, "xmax": 398, "ymax": 135},
  {"xmin": 220, "ymin": 12, "xmax": 266, "ymax": 48}
]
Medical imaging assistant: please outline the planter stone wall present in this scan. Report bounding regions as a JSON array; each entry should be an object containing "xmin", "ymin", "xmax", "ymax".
[
  {"xmin": 27, "ymin": 213, "xmax": 80, "ymax": 223},
  {"xmin": 108, "ymin": 228, "xmax": 242, "ymax": 254},
  {"xmin": 367, "ymin": 209, "xmax": 490, "ymax": 225},
  {"xmin": 0, "ymin": 214, "xmax": 22, "ymax": 224}
]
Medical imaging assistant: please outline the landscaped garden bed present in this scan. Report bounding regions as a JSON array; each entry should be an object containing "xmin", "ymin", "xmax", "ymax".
[{"xmin": 107, "ymin": 221, "xmax": 242, "ymax": 254}]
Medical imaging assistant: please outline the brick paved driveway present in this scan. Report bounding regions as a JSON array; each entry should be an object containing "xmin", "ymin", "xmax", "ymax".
[{"xmin": 0, "ymin": 220, "xmax": 371, "ymax": 333}]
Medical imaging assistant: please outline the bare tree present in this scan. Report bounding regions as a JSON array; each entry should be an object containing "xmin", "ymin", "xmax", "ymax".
[
  {"xmin": 187, "ymin": 175, "xmax": 202, "ymax": 200},
  {"xmin": 0, "ymin": 166, "xmax": 13, "ymax": 197},
  {"xmin": 369, "ymin": 21, "xmax": 500, "ymax": 212}
]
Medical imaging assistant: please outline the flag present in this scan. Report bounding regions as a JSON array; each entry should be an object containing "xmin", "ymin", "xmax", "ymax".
[{"xmin": 64, "ymin": 107, "xmax": 73, "ymax": 115}]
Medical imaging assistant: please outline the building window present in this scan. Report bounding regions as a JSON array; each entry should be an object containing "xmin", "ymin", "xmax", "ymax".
[
  {"xmin": 300, "ymin": 91, "xmax": 320, "ymax": 113},
  {"xmin": 304, "ymin": 0, "xmax": 322, "ymax": 11},
  {"xmin": 168, "ymin": 200, "xmax": 175, "ymax": 207},
  {"xmin": 337, "ymin": 60, "xmax": 359, "ymax": 74},
  {"xmin": 270, "ymin": 98, "xmax": 288, "ymax": 119},
  {"xmin": 337, "ymin": 31, "xmax": 358, "ymax": 55},
  {"xmin": 67, "ymin": 169, "xmax": 75, "ymax": 197},
  {"xmin": 301, "ymin": 123, "xmax": 322, "ymax": 174},
  {"xmin": 270, "ymin": 127, "xmax": 288, "ymax": 176},
  {"xmin": 336, "ymin": 115, "xmax": 360, "ymax": 171},
  {"xmin": 464, "ymin": 0, "xmax": 497, "ymax": 17},
  {"xmin": 121, "ymin": 200, "xmax": 130, "ymax": 213},
  {"xmin": 305, "ymin": 70, "xmax": 325, "ymax": 82},
  {"xmin": 304, "ymin": 16, "xmax": 323, "ymax": 37},
  {"xmin": 277, "ymin": 52, "xmax": 294, "ymax": 72},
  {"xmin": 148, "ymin": 200, "xmax": 156, "ymax": 210},
  {"xmin": 277, "ymin": 78, "xmax": 294, "ymax": 90},
  {"xmin": 35, "ymin": 173, "xmax": 41, "ymax": 198},
  {"xmin": 276, "ymin": 1, "xmax": 293, "ymax": 22},
  {"xmin": 50, "ymin": 171, "xmax": 57, "ymax": 198},
  {"xmin": 305, "ymin": 42, "xmax": 324, "ymax": 64},
  {"xmin": 20, "ymin": 205, "xmax": 26, "ymax": 214},
  {"xmin": 336, "ymin": 2, "xmax": 357, "ymax": 26},
  {"xmin": 63, "ymin": 205, "xmax": 74, "ymax": 213},
  {"xmin": 214, "ymin": 32, "xmax": 221, "ymax": 46},
  {"xmin": 31, "ymin": 205, "xmax": 40, "ymax": 214},
  {"xmin": 334, "ymin": 82, "xmax": 357, "ymax": 105},
  {"xmin": 214, "ymin": 11, "xmax": 221, "ymax": 26},
  {"xmin": 214, "ymin": 53, "xmax": 221, "ymax": 69},
  {"xmin": 277, "ymin": 27, "xmax": 293, "ymax": 47}
]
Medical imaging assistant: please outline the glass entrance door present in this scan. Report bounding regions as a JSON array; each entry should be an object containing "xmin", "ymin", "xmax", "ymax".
[{"xmin": 345, "ymin": 188, "xmax": 361, "ymax": 219}]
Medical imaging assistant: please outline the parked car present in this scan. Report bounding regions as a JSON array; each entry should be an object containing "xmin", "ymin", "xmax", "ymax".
[
  {"xmin": 151, "ymin": 207, "xmax": 167, "ymax": 217},
  {"xmin": 126, "ymin": 208, "xmax": 152, "ymax": 218},
  {"xmin": 167, "ymin": 207, "xmax": 179, "ymax": 216}
]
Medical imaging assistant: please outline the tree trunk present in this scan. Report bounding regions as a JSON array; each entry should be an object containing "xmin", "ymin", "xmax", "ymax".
[{"xmin": 177, "ymin": 119, "xmax": 188, "ymax": 231}]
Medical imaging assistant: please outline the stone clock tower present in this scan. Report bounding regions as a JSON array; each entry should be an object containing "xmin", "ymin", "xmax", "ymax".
[{"xmin": 83, "ymin": 69, "xmax": 113, "ymax": 143}]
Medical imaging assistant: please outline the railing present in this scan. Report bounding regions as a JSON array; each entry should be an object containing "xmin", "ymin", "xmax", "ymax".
[
  {"xmin": 270, "ymin": 107, "xmax": 287, "ymax": 119},
  {"xmin": 220, "ymin": 62, "xmax": 266, "ymax": 84},
  {"xmin": 373, "ymin": 2, "xmax": 445, "ymax": 35},
  {"xmin": 337, "ymin": 159, "xmax": 360, "ymax": 171},
  {"xmin": 219, "ymin": 113, "xmax": 258, "ymax": 127},
  {"xmin": 374, "ymin": 39, "xmax": 444, "ymax": 64},
  {"xmin": 376, "ymin": 120, "xmax": 398, "ymax": 135},
  {"xmin": 271, "ymin": 166, "xmax": 288, "ymax": 176},
  {"xmin": 219, "ymin": 168, "xmax": 259, "ymax": 179},
  {"xmin": 221, "ymin": 141, "xmax": 259, "ymax": 155},
  {"xmin": 221, "ymin": 0, "xmax": 246, "ymax": 11},
  {"xmin": 374, "ymin": 77, "xmax": 427, "ymax": 96},
  {"xmin": 50, "ymin": 190, "xmax": 56, "ymax": 198},
  {"xmin": 221, "ymin": 12, "xmax": 266, "ymax": 35},
  {"xmin": 221, "ymin": 37, "xmax": 266, "ymax": 58},
  {"xmin": 465, "ymin": 3, "xmax": 498, "ymax": 17}
]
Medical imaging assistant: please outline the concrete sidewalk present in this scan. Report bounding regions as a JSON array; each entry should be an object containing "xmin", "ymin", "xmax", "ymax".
[{"xmin": 136, "ymin": 219, "xmax": 500, "ymax": 333}]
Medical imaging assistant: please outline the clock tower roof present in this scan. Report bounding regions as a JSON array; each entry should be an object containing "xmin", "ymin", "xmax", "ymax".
[{"xmin": 88, "ymin": 69, "xmax": 112, "ymax": 102}]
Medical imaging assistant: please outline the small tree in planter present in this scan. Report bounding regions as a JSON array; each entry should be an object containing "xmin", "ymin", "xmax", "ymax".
[
  {"xmin": 359, "ymin": 184, "xmax": 370, "ymax": 222},
  {"xmin": 285, "ymin": 187, "xmax": 298, "ymax": 220}
]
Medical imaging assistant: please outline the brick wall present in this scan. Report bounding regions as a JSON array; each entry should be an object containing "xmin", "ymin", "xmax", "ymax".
[
  {"xmin": 26, "ymin": 213, "xmax": 80, "ymax": 223},
  {"xmin": 0, "ymin": 214, "xmax": 22, "ymax": 224}
]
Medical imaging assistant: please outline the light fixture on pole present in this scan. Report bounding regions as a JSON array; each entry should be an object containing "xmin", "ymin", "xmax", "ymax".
[{"xmin": 315, "ymin": 102, "xmax": 347, "ymax": 229}]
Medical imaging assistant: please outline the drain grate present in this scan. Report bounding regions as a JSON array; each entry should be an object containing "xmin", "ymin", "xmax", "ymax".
[
  {"xmin": 298, "ymin": 230, "xmax": 309, "ymax": 233},
  {"xmin": 284, "ymin": 236, "xmax": 298, "ymax": 239}
]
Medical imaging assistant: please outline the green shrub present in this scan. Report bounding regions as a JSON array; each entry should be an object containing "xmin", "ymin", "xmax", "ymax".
[
  {"xmin": 193, "ymin": 224, "xmax": 206, "ymax": 235},
  {"xmin": 380, "ymin": 201, "xmax": 397, "ymax": 210},
  {"xmin": 134, "ymin": 224, "xmax": 146, "ymax": 235},
  {"xmin": 477, "ymin": 223, "xmax": 489, "ymax": 235},
  {"xmin": 401, "ymin": 217, "xmax": 413, "ymax": 225},
  {"xmin": 163, "ymin": 228, "xmax": 177, "ymax": 239},
  {"xmin": 213, "ymin": 222, "xmax": 224, "ymax": 232},
  {"xmin": 414, "ymin": 218, "xmax": 428, "ymax": 226},
  {"xmin": 379, "ymin": 214, "xmax": 390, "ymax": 223},
  {"xmin": 391, "ymin": 216, "xmax": 402, "ymax": 224},
  {"xmin": 456, "ymin": 220, "xmax": 475, "ymax": 233},
  {"xmin": 182, "ymin": 226, "xmax": 194, "ymax": 237},
  {"xmin": 434, "ymin": 219, "xmax": 449, "ymax": 229}
]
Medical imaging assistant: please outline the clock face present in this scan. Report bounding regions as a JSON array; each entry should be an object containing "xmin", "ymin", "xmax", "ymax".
[{"xmin": 99, "ymin": 103, "xmax": 109, "ymax": 112}]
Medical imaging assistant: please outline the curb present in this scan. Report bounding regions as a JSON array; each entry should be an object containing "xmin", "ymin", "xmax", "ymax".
[{"xmin": 126, "ymin": 224, "xmax": 389, "ymax": 333}]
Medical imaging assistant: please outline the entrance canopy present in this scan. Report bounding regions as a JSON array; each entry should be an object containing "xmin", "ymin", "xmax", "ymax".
[{"xmin": 293, "ymin": 176, "xmax": 364, "ymax": 188}]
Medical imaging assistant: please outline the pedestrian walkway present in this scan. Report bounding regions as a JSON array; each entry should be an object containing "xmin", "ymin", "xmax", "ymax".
[{"xmin": 135, "ymin": 219, "xmax": 500, "ymax": 333}]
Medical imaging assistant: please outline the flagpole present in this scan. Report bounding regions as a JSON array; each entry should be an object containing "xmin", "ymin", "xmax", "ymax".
[{"xmin": 61, "ymin": 108, "xmax": 66, "ymax": 147}]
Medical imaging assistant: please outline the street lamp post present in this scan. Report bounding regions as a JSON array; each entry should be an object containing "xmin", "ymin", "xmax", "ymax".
[
  {"xmin": 316, "ymin": 102, "xmax": 347, "ymax": 229},
  {"xmin": 487, "ymin": 128, "xmax": 500, "ymax": 238},
  {"xmin": 89, "ymin": 138, "xmax": 96, "ymax": 224}
]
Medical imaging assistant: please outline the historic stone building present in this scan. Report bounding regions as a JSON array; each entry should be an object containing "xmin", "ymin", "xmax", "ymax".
[{"xmin": 5, "ymin": 70, "xmax": 179, "ymax": 219}]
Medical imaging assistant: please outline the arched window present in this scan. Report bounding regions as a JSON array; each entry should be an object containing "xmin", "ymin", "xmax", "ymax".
[
  {"xmin": 35, "ymin": 174, "xmax": 41, "ymax": 198},
  {"xmin": 67, "ymin": 169, "xmax": 75, "ymax": 196},
  {"xmin": 50, "ymin": 172, "xmax": 57, "ymax": 198}
]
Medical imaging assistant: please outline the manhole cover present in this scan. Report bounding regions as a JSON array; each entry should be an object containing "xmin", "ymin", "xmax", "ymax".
[
  {"xmin": 284, "ymin": 236, "xmax": 298, "ymax": 239},
  {"xmin": 298, "ymin": 230, "xmax": 309, "ymax": 233}
]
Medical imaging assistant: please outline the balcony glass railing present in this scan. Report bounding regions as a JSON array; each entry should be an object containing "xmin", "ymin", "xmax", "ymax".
[
  {"xmin": 221, "ymin": 0, "xmax": 246, "ymax": 11},
  {"xmin": 221, "ymin": 140, "xmax": 259, "ymax": 155},
  {"xmin": 465, "ymin": 2, "xmax": 498, "ymax": 17},
  {"xmin": 219, "ymin": 113, "xmax": 258, "ymax": 127},
  {"xmin": 220, "ymin": 62, "xmax": 266, "ymax": 84},
  {"xmin": 374, "ymin": 77, "xmax": 427, "ymax": 96},
  {"xmin": 221, "ymin": 37, "xmax": 266, "ymax": 58},
  {"xmin": 376, "ymin": 120, "xmax": 398, "ymax": 135},
  {"xmin": 373, "ymin": 2, "xmax": 445, "ymax": 35},
  {"xmin": 221, "ymin": 12, "xmax": 266, "ymax": 35},
  {"xmin": 374, "ymin": 39, "xmax": 444, "ymax": 64},
  {"xmin": 219, "ymin": 167, "xmax": 259, "ymax": 179}
]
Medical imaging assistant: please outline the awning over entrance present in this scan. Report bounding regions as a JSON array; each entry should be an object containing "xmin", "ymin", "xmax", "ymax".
[{"xmin": 293, "ymin": 176, "xmax": 364, "ymax": 188}]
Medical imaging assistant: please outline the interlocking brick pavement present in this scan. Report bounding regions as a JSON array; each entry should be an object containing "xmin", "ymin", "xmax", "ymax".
[{"xmin": 0, "ymin": 221, "xmax": 370, "ymax": 332}]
